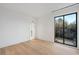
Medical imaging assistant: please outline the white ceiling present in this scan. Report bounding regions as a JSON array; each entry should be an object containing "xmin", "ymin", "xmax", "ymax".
[{"xmin": 0, "ymin": 3, "xmax": 74, "ymax": 19}]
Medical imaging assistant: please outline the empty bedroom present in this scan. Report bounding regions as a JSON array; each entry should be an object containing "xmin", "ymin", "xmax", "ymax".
[{"xmin": 0, "ymin": 3, "xmax": 79, "ymax": 55}]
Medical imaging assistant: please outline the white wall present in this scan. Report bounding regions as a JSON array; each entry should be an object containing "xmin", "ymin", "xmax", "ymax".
[
  {"xmin": 0, "ymin": 6, "xmax": 35, "ymax": 48},
  {"xmin": 36, "ymin": 4, "xmax": 79, "ymax": 48},
  {"xmin": 36, "ymin": 13, "xmax": 54, "ymax": 42}
]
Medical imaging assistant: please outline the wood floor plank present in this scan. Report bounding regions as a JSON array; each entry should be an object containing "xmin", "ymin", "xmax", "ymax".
[
  {"xmin": 0, "ymin": 48, "xmax": 1, "ymax": 55},
  {"xmin": 0, "ymin": 39, "xmax": 79, "ymax": 55}
]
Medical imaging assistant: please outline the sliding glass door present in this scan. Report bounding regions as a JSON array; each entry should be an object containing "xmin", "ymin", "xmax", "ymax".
[
  {"xmin": 55, "ymin": 16, "xmax": 64, "ymax": 43},
  {"xmin": 54, "ymin": 12, "xmax": 77, "ymax": 47},
  {"xmin": 64, "ymin": 13, "xmax": 77, "ymax": 46}
]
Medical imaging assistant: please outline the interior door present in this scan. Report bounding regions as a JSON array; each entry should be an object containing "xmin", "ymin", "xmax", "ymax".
[{"xmin": 30, "ymin": 22, "xmax": 35, "ymax": 40}]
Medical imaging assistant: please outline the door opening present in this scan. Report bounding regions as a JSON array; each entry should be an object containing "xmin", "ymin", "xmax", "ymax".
[{"xmin": 30, "ymin": 21, "xmax": 35, "ymax": 40}]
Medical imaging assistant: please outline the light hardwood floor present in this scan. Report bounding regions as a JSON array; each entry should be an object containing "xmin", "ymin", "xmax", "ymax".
[{"xmin": 0, "ymin": 39, "xmax": 79, "ymax": 55}]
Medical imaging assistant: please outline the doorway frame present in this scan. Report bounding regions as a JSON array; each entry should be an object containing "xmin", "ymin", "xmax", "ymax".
[{"xmin": 54, "ymin": 12, "xmax": 77, "ymax": 47}]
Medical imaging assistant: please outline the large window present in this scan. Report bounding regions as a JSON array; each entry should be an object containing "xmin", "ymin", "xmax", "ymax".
[{"xmin": 54, "ymin": 12, "xmax": 77, "ymax": 47}]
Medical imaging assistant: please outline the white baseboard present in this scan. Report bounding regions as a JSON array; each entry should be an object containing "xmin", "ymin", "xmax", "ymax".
[{"xmin": 0, "ymin": 39, "xmax": 30, "ymax": 48}]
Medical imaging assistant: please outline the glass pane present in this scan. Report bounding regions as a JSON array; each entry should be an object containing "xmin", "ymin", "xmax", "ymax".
[
  {"xmin": 55, "ymin": 16, "xmax": 63, "ymax": 43},
  {"xmin": 64, "ymin": 14, "xmax": 77, "ymax": 46}
]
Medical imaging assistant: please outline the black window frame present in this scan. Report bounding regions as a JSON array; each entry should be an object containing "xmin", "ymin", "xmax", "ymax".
[{"xmin": 54, "ymin": 12, "xmax": 77, "ymax": 47}]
